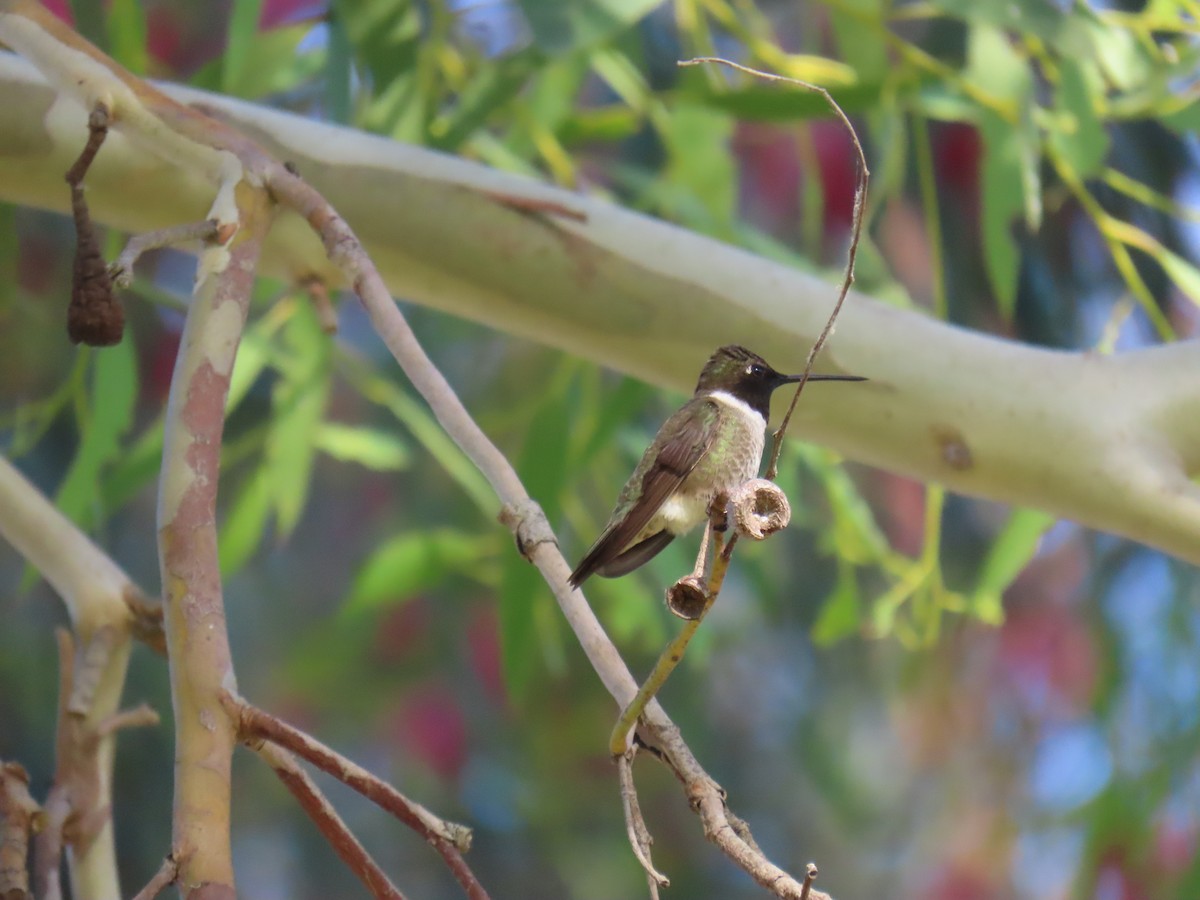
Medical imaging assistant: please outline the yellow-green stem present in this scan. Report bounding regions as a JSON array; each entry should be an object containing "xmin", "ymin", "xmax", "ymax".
[{"xmin": 609, "ymin": 531, "xmax": 734, "ymax": 756}]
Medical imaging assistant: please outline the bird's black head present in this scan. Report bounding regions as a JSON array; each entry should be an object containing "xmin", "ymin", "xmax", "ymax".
[{"xmin": 695, "ymin": 345, "xmax": 865, "ymax": 418}]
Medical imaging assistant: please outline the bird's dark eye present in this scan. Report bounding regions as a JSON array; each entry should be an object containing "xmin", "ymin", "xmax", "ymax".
[{"xmin": 749, "ymin": 363, "xmax": 765, "ymax": 377}]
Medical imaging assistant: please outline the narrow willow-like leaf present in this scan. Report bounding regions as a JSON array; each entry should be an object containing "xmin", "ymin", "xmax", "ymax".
[
  {"xmin": 971, "ymin": 508, "xmax": 1055, "ymax": 623},
  {"xmin": 55, "ymin": 339, "xmax": 137, "ymax": 528}
]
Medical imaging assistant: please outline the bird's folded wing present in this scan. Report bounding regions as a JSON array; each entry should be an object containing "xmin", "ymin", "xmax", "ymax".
[{"xmin": 569, "ymin": 400, "xmax": 718, "ymax": 586}]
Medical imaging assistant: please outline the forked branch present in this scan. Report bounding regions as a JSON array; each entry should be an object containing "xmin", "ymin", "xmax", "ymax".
[
  {"xmin": 255, "ymin": 743, "xmax": 409, "ymax": 900},
  {"xmin": 222, "ymin": 693, "xmax": 486, "ymax": 900},
  {"xmin": 0, "ymin": 3, "xmax": 835, "ymax": 895}
]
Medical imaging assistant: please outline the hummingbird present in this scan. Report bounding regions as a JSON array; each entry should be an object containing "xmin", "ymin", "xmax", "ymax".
[{"xmin": 569, "ymin": 345, "xmax": 866, "ymax": 588}]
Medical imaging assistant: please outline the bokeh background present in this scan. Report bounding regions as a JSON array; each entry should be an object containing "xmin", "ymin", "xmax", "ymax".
[{"xmin": 3, "ymin": 1, "xmax": 1200, "ymax": 897}]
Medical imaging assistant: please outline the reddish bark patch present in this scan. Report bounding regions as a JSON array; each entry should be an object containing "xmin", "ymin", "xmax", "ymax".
[{"xmin": 931, "ymin": 425, "xmax": 974, "ymax": 470}]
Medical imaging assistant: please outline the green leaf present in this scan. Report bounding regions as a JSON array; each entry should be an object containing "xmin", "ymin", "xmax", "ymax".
[
  {"xmin": 965, "ymin": 24, "xmax": 1034, "ymax": 102},
  {"xmin": 69, "ymin": 0, "xmax": 107, "ymax": 50},
  {"xmin": 264, "ymin": 305, "xmax": 331, "ymax": 538},
  {"xmin": 498, "ymin": 551, "xmax": 544, "ymax": 703},
  {"xmin": 979, "ymin": 110, "xmax": 1027, "ymax": 317},
  {"xmin": 1049, "ymin": 59, "xmax": 1108, "ymax": 179},
  {"xmin": 196, "ymin": 24, "xmax": 320, "ymax": 97},
  {"xmin": 558, "ymin": 105, "xmax": 642, "ymax": 144},
  {"xmin": 587, "ymin": 572, "xmax": 666, "ymax": 649},
  {"xmin": 228, "ymin": 325, "xmax": 274, "ymax": 412},
  {"xmin": 971, "ymin": 508, "xmax": 1054, "ymax": 623},
  {"xmin": 1082, "ymin": 14, "xmax": 1154, "ymax": 91},
  {"xmin": 811, "ymin": 565, "xmax": 861, "ymax": 645},
  {"xmin": 101, "ymin": 311, "xmax": 279, "ymax": 513},
  {"xmin": 926, "ymin": 0, "xmax": 1066, "ymax": 41},
  {"xmin": 107, "ymin": 0, "xmax": 148, "ymax": 74},
  {"xmin": 589, "ymin": 47, "xmax": 651, "ymax": 112},
  {"xmin": 499, "ymin": 376, "xmax": 574, "ymax": 701},
  {"xmin": 576, "ymin": 376, "xmax": 650, "ymax": 467},
  {"xmin": 1155, "ymin": 246, "xmax": 1200, "ymax": 309},
  {"xmin": 660, "ymin": 101, "xmax": 736, "ymax": 232},
  {"xmin": 965, "ymin": 26, "xmax": 1042, "ymax": 294},
  {"xmin": 430, "ymin": 49, "xmax": 544, "ymax": 151},
  {"xmin": 342, "ymin": 530, "xmax": 494, "ymax": 616},
  {"xmin": 800, "ymin": 446, "xmax": 889, "ymax": 565},
  {"xmin": 343, "ymin": 360, "xmax": 497, "ymax": 515},
  {"xmin": 828, "ymin": 1, "xmax": 890, "ymax": 84},
  {"xmin": 517, "ymin": 380, "xmax": 572, "ymax": 520},
  {"xmin": 223, "ymin": 0, "xmax": 264, "ymax": 95},
  {"xmin": 325, "ymin": 8, "xmax": 354, "ymax": 125},
  {"xmin": 1162, "ymin": 97, "xmax": 1200, "ymax": 134},
  {"xmin": 865, "ymin": 106, "xmax": 909, "ymax": 218},
  {"xmin": 55, "ymin": 340, "xmax": 137, "ymax": 528},
  {"xmin": 313, "ymin": 423, "xmax": 410, "ymax": 471},
  {"xmin": 219, "ymin": 466, "xmax": 273, "ymax": 576},
  {"xmin": 518, "ymin": 0, "xmax": 661, "ymax": 54},
  {"xmin": 0, "ymin": 205, "xmax": 17, "ymax": 309},
  {"xmin": 338, "ymin": 0, "xmax": 423, "ymax": 86},
  {"xmin": 102, "ymin": 418, "xmax": 165, "ymax": 510},
  {"xmin": 527, "ymin": 52, "xmax": 591, "ymax": 130}
]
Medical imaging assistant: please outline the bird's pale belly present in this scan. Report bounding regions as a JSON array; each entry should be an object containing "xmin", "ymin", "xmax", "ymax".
[{"xmin": 640, "ymin": 420, "xmax": 764, "ymax": 541}]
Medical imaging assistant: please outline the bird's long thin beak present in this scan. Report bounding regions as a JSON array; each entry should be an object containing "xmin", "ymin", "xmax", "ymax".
[{"xmin": 779, "ymin": 373, "xmax": 868, "ymax": 384}]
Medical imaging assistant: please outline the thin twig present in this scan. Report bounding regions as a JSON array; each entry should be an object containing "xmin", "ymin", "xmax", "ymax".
[
  {"xmin": 222, "ymin": 694, "xmax": 489, "ymax": 900},
  {"xmin": 95, "ymin": 703, "xmax": 160, "ymax": 739},
  {"xmin": 678, "ymin": 56, "xmax": 870, "ymax": 480},
  {"xmin": 617, "ymin": 749, "xmax": 668, "ymax": 895},
  {"xmin": 64, "ymin": 104, "xmax": 110, "ymax": 187},
  {"xmin": 109, "ymin": 220, "xmax": 220, "ymax": 287},
  {"xmin": 800, "ymin": 863, "xmax": 819, "ymax": 900},
  {"xmin": 35, "ymin": 629, "xmax": 77, "ymax": 900},
  {"xmin": 256, "ymin": 742, "xmax": 408, "ymax": 900},
  {"xmin": 2, "ymin": 14, "xmax": 834, "ymax": 900},
  {"xmin": 265, "ymin": 164, "xmax": 828, "ymax": 898},
  {"xmin": 130, "ymin": 853, "xmax": 180, "ymax": 900}
]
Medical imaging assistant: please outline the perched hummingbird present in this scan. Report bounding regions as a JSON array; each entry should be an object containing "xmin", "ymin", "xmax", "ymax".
[{"xmin": 569, "ymin": 345, "xmax": 866, "ymax": 588}]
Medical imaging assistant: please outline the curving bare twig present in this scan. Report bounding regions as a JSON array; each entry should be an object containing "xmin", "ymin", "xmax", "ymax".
[
  {"xmin": 800, "ymin": 863, "xmax": 819, "ymax": 900},
  {"xmin": 129, "ymin": 854, "xmax": 179, "ymax": 900},
  {"xmin": 267, "ymin": 152, "xmax": 832, "ymax": 898},
  {"xmin": 678, "ymin": 56, "xmax": 870, "ymax": 481},
  {"xmin": 222, "ymin": 694, "xmax": 486, "ymax": 900},
  {"xmin": 255, "ymin": 743, "xmax": 409, "ymax": 900},
  {"xmin": 0, "ymin": 4, "xmax": 835, "ymax": 894},
  {"xmin": 617, "ymin": 747, "xmax": 668, "ymax": 897}
]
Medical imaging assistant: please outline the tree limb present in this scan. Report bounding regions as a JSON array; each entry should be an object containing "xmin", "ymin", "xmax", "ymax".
[
  {"xmin": 223, "ymin": 695, "xmax": 473, "ymax": 850},
  {"xmin": 261, "ymin": 118, "xmax": 832, "ymax": 892},
  {"xmin": 0, "ymin": 456, "xmax": 136, "ymax": 900},
  {"xmin": 1, "ymin": 51, "xmax": 1197, "ymax": 562},
  {"xmin": 153, "ymin": 183, "xmax": 269, "ymax": 899},
  {"xmin": 254, "ymin": 743, "xmax": 409, "ymax": 900}
]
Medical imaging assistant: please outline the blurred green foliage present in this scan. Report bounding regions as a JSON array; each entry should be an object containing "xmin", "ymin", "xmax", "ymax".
[{"xmin": 3, "ymin": 0, "xmax": 1200, "ymax": 898}]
